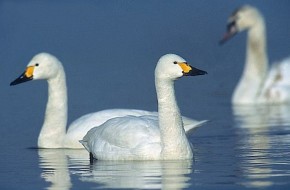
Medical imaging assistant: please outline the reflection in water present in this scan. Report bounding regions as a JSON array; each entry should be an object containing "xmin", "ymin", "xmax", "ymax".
[
  {"xmin": 38, "ymin": 149, "xmax": 193, "ymax": 189},
  {"xmin": 38, "ymin": 149, "xmax": 88, "ymax": 190},
  {"xmin": 38, "ymin": 105, "xmax": 290, "ymax": 190},
  {"xmin": 78, "ymin": 160, "xmax": 192, "ymax": 189},
  {"xmin": 233, "ymin": 105, "xmax": 290, "ymax": 188}
]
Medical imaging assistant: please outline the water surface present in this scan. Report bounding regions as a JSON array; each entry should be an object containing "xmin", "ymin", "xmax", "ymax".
[{"xmin": 0, "ymin": 1, "xmax": 290, "ymax": 189}]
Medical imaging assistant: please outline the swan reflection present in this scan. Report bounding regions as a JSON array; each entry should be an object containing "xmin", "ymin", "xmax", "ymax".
[
  {"xmin": 233, "ymin": 105, "xmax": 290, "ymax": 188},
  {"xmin": 78, "ymin": 160, "xmax": 192, "ymax": 189},
  {"xmin": 38, "ymin": 149, "xmax": 193, "ymax": 189},
  {"xmin": 38, "ymin": 149, "xmax": 88, "ymax": 190}
]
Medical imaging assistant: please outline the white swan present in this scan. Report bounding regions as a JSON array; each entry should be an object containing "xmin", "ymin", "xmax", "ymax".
[
  {"xmin": 80, "ymin": 54, "xmax": 207, "ymax": 160},
  {"xmin": 220, "ymin": 5, "xmax": 290, "ymax": 105},
  {"xmin": 10, "ymin": 53, "xmax": 206, "ymax": 149}
]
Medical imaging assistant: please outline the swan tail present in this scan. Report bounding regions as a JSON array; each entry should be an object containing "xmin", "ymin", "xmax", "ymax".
[
  {"xmin": 79, "ymin": 140, "xmax": 89, "ymax": 150},
  {"xmin": 184, "ymin": 120, "xmax": 208, "ymax": 135}
]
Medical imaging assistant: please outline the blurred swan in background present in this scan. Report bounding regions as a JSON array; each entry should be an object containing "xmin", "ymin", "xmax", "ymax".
[
  {"xmin": 10, "ymin": 53, "xmax": 206, "ymax": 148},
  {"xmin": 80, "ymin": 54, "xmax": 207, "ymax": 160},
  {"xmin": 220, "ymin": 5, "xmax": 290, "ymax": 105}
]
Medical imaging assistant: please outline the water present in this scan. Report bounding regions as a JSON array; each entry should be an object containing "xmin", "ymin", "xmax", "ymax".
[{"xmin": 1, "ymin": 0, "xmax": 290, "ymax": 189}]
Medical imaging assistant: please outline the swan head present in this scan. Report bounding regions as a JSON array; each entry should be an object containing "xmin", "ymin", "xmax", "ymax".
[
  {"xmin": 220, "ymin": 5, "xmax": 263, "ymax": 44},
  {"xmin": 10, "ymin": 53, "xmax": 63, "ymax": 86},
  {"xmin": 155, "ymin": 54, "xmax": 207, "ymax": 80}
]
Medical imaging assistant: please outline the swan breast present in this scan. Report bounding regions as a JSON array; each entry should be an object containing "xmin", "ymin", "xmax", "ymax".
[{"xmin": 80, "ymin": 115, "xmax": 162, "ymax": 160}]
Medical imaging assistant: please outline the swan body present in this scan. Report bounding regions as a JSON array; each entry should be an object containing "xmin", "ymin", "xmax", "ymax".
[
  {"xmin": 64, "ymin": 109, "xmax": 205, "ymax": 148},
  {"xmin": 80, "ymin": 54, "xmax": 207, "ymax": 160},
  {"xmin": 220, "ymin": 5, "xmax": 290, "ymax": 105},
  {"xmin": 10, "ymin": 53, "xmax": 206, "ymax": 149}
]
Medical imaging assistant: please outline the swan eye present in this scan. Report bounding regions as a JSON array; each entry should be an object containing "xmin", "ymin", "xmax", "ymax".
[
  {"xmin": 173, "ymin": 61, "xmax": 177, "ymax": 64},
  {"xmin": 35, "ymin": 63, "xmax": 39, "ymax": 66}
]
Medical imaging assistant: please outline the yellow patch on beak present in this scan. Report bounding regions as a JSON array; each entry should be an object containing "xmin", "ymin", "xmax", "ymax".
[
  {"xmin": 177, "ymin": 62, "xmax": 192, "ymax": 74},
  {"xmin": 25, "ymin": 66, "xmax": 34, "ymax": 78}
]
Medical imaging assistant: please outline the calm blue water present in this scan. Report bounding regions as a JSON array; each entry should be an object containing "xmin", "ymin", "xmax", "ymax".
[{"xmin": 1, "ymin": 1, "xmax": 290, "ymax": 189}]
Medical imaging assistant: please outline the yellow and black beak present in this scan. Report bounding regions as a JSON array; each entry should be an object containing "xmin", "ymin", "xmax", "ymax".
[
  {"xmin": 177, "ymin": 62, "xmax": 207, "ymax": 76},
  {"xmin": 10, "ymin": 66, "xmax": 34, "ymax": 86}
]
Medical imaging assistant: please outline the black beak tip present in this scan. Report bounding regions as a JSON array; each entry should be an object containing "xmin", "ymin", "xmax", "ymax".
[
  {"xmin": 10, "ymin": 80, "xmax": 20, "ymax": 86},
  {"xmin": 9, "ymin": 73, "xmax": 33, "ymax": 86},
  {"xmin": 10, "ymin": 79, "xmax": 20, "ymax": 86},
  {"xmin": 187, "ymin": 68, "xmax": 208, "ymax": 76},
  {"xmin": 198, "ymin": 70, "xmax": 208, "ymax": 76}
]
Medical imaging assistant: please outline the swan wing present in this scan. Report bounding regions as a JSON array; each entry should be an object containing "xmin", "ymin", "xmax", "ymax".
[
  {"xmin": 182, "ymin": 115, "xmax": 208, "ymax": 134},
  {"xmin": 64, "ymin": 109, "xmax": 157, "ymax": 148},
  {"xmin": 80, "ymin": 115, "xmax": 161, "ymax": 160},
  {"xmin": 260, "ymin": 57, "xmax": 290, "ymax": 103}
]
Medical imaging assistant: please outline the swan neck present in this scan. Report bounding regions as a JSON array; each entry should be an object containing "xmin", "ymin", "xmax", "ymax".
[
  {"xmin": 38, "ymin": 69, "xmax": 67, "ymax": 148},
  {"xmin": 246, "ymin": 20, "xmax": 268, "ymax": 73},
  {"xmin": 155, "ymin": 77, "xmax": 193, "ymax": 159},
  {"xmin": 233, "ymin": 19, "xmax": 268, "ymax": 104}
]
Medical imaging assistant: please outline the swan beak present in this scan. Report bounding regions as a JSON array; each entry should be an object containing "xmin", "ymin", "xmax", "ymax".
[
  {"xmin": 219, "ymin": 21, "xmax": 237, "ymax": 45},
  {"xmin": 10, "ymin": 66, "xmax": 34, "ymax": 86},
  {"xmin": 178, "ymin": 62, "xmax": 207, "ymax": 76}
]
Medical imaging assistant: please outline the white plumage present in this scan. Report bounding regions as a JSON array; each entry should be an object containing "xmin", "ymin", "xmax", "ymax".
[
  {"xmin": 80, "ymin": 54, "xmax": 207, "ymax": 160},
  {"xmin": 10, "ymin": 53, "xmax": 206, "ymax": 149}
]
